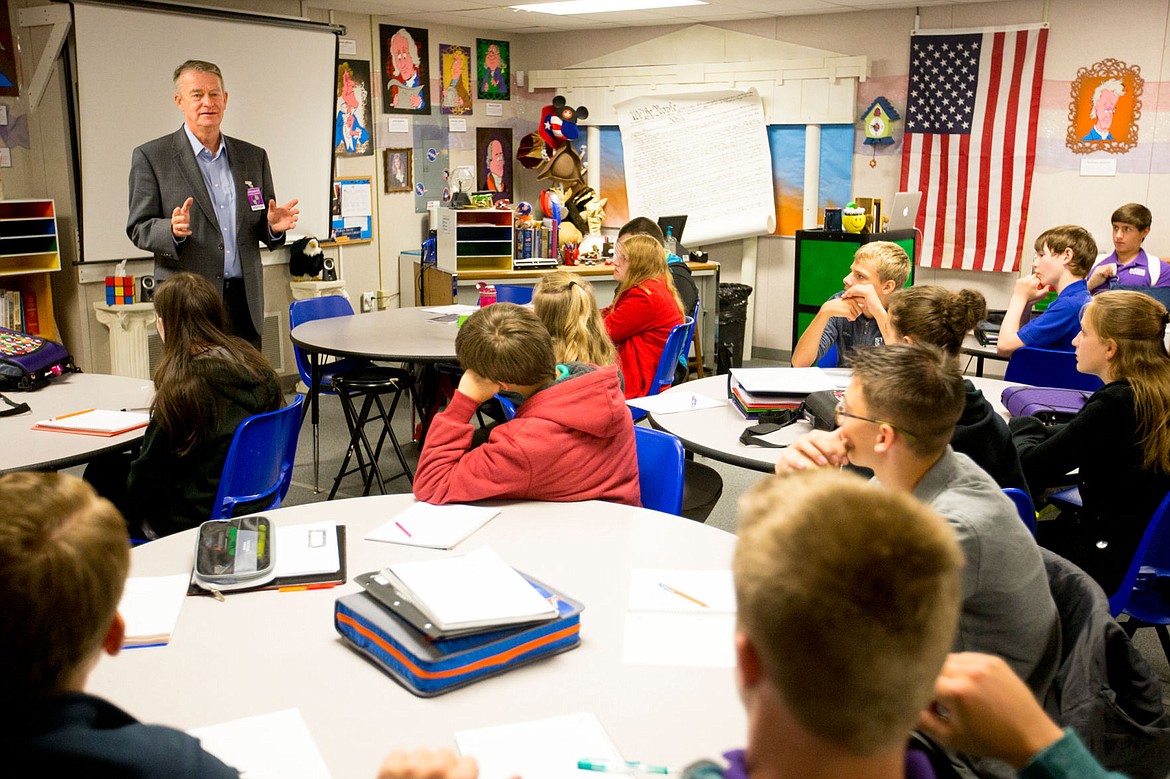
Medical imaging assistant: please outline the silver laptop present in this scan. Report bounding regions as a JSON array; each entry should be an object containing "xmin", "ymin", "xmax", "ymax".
[{"xmin": 886, "ymin": 191, "xmax": 922, "ymax": 231}]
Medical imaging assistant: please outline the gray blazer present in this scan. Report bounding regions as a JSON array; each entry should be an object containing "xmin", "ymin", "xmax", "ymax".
[{"xmin": 126, "ymin": 127, "xmax": 286, "ymax": 333}]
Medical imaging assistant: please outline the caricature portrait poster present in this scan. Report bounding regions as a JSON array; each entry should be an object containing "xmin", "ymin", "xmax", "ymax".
[
  {"xmin": 334, "ymin": 60, "xmax": 372, "ymax": 157},
  {"xmin": 381, "ymin": 25, "xmax": 430, "ymax": 115},
  {"xmin": 1066, "ymin": 59, "xmax": 1143, "ymax": 155},
  {"xmin": 440, "ymin": 44, "xmax": 472, "ymax": 116},
  {"xmin": 477, "ymin": 127, "xmax": 512, "ymax": 202},
  {"xmin": 476, "ymin": 39, "xmax": 509, "ymax": 101}
]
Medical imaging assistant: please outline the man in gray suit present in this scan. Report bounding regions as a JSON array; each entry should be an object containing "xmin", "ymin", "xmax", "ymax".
[{"xmin": 127, "ymin": 60, "xmax": 299, "ymax": 348}]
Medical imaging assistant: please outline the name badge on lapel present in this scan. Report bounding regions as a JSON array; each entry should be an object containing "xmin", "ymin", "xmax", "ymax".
[{"xmin": 245, "ymin": 182, "xmax": 264, "ymax": 211}]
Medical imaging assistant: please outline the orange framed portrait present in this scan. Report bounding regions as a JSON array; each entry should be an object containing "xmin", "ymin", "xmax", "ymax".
[{"xmin": 1067, "ymin": 59, "xmax": 1143, "ymax": 155}]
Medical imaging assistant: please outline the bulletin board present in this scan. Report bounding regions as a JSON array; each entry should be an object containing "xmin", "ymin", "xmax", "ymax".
[{"xmin": 328, "ymin": 177, "xmax": 374, "ymax": 244}]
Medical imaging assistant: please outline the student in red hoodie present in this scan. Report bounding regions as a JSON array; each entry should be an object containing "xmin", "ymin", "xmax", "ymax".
[
  {"xmin": 601, "ymin": 234, "xmax": 686, "ymax": 399},
  {"xmin": 412, "ymin": 303, "xmax": 640, "ymax": 506}
]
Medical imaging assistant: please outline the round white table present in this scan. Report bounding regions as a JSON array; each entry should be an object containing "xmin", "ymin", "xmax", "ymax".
[
  {"xmin": 88, "ymin": 495, "xmax": 745, "ymax": 777},
  {"xmin": 649, "ymin": 372, "xmax": 1017, "ymax": 473},
  {"xmin": 290, "ymin": 306, "xmax": 461, "ymax": 365},
  {"xmin": 2, "ymin": 372, "xmax": 154, "ymax": 473}
]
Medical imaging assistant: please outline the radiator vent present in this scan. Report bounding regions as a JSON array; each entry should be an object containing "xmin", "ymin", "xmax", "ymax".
[{"xmin": 146, "ymin": 311, "xmax": 284, "ymax": 374}]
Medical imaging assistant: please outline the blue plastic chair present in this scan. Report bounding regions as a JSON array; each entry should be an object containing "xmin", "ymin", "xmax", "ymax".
[
  {"xmin": 634, "ymin": 426, "xmax": 685, "ymax": 516},
  {"xmin": 494, "ymin": 284, "xmax": 534, "ymax": 305},
  {"xmin": 211, "ymin": 394, "xmax": 305, "ymax": 520},
  {"xmin": 289, "ymin": 296, "xmax": 372, "ymax": 392},
  {"xmin": 1004, "ymin": 346, "xmax": 1104, "ymax": 392},
  {"xmin": 629, "ymin": 316, "xmax": 695, "ymax": 422},
  {"xmin": 1108, "ymin": 492, "xmax": 1170, "ymax": 666},
  {"xmin": 495, "ymin": 393, "xmax": 517, "ymax": 420},
  {"xmin": 816, "ymin": 343, "xmax": 839, "ymax": 369},
  {"xmin": 1003, "ymin": 488, "xmax": 1036, "ymax": 535}
]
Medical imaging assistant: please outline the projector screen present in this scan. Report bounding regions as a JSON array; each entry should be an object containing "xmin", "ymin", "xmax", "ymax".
[{"xmin": 72, "ymin": 1, "xmax": 338, "ymax": 263}]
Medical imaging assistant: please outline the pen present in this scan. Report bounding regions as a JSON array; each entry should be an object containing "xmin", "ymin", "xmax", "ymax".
[
  {"xmin": 395, "ymin": 521, "xmax": 412, "ymax": 538},
  {"xmin": 278, "ymin": 582, "xmax": 339, "ymax": 593},
  {"xmin": 659, "ymin": 582, "xmax": 709, "ymax": 608},
  {"xmin": 578, "ymin": 759, "xmax": 670, "ymax": 775},
  {"xmin": 120, "ymin": 406, "xmax": 151, "ymax": 412}
]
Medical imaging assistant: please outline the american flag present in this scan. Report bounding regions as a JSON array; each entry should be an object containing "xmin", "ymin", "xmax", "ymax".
[{"xmin": 899, "ymin": 25, "xmax": 1048, "ymax": 272}]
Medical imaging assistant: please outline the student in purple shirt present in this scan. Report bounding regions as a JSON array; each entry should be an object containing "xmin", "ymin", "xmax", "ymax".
[
  {"xmin": 1087, "ymin": 203, "xmax": 1170, "ymax": 294},
  {"xmin": 379, "ymin": 471, "xmax": 966, "ymax": 779}
]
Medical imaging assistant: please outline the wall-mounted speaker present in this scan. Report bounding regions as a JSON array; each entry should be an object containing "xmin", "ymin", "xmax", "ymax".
[
  {"xmin": 322, "ymin": 257, "xmax": 337, "ymax": 281},
  {"xmin": 140, "ymin": 275, "xmax": 156, "ymax": 302}
]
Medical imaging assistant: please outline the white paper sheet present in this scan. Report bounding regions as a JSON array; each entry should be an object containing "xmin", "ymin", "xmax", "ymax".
[
  {"xmin": 366, "ymin": 502, "xmax": 499, "ymax": 549},
  {"xmin": 189, "ymin": 709, "xmax": 331, "ymax": 779},
  {"xmin": 387, "ymin": 547, "xmax": 556, "ymax": 627},
  {"xmin": 729, "ymin": 367, "xmax": 844, "ymax": 395},
  {"xmin": 622, "ymin": 612, "xmax": 737, "ymax": 668},
  {"xmin": 424, "ymin": 304, "xmax": 479, "ymax": 315},
  {"xmin": 119, "ymin": 573, "xmax": 190, "ymax": 648},
  {"xmin": 626, "ymin": 392, "xmax": 725, "ymax": 415},
  {"xmin": 274, "ymin": 522, "xmax": 340, "ymax": 577},
  {"xmin": 34, "ymin": 409, "xmax": 150, "ymax": 433},
  {"xmin": 622, "ymin": 569, "xmax": 737, "ymax": 668},
  {"xmin": 615, "ymin": 89, "xmax": 776, "ymax": 245},
  {"xmin": 456, "ymin": 712, "xmax": 623, "ymax": 779}
]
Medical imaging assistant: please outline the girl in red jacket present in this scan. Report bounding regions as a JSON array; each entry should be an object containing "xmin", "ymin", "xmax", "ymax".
[{"xmin": 601, "ymin": 234, "xmax": 685, "ymax": 399}]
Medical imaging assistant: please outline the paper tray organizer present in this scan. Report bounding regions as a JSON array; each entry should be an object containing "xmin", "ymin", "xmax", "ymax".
[{"xmin": 334, "ymin": 576, "xmax": 583, "ymax": 697}]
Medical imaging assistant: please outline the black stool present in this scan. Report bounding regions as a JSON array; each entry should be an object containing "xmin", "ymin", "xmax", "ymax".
[{"xmin": 329, "ymin": 366, "xmax": 415, "ymax": 499}]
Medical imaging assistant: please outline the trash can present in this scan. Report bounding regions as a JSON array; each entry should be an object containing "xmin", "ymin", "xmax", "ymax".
[{"xmin": 716, "ymin": 283, "xmax": 753, "ymax": 373}]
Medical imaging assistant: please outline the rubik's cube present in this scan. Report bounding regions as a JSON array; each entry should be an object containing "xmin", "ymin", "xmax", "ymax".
[{"xmin": 105, "ymin": 276, "xmax": 135, "ymax": 305}]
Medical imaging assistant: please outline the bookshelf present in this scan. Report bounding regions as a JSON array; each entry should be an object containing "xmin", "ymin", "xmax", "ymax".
[
  {"xmin": 435, "ymin": 208, "xmax": 514, "ymax": 274},
  {"xmin": 0, "ymin": 199, "xmax": 60, "ymax": 339}
]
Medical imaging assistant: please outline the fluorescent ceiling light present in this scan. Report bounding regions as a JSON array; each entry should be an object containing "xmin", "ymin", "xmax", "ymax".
[{"xmin": 512, "ymin": 0, "xmax": 706, "ymax": 14}]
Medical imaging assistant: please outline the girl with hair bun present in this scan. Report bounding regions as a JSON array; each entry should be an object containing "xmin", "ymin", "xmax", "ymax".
[
  {"xmin": 532, "ymin": 271, "xmax": 617, "ymax": 367},
  {"xmin": 886, "ymin": 286, "xmax": 1028, "ymax": 491},
  {"xmin": 1011, "ymin": 290, "xmax": 1170, "ymax": 591}
]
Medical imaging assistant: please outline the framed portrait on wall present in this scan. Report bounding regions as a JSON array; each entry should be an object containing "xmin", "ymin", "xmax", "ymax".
[
  {"xmin": 334, "ymin": 60, "xmax": 372, "ymax": 157},
  {"xmin": 439, "ymin": 44, "xmax": 472, "ymax": 116},
  {"xmin": 0, "ymin": 0, "xmax": 17, "ymax": 96},
  {"xmin": 384, "ymin": 148, "xmax": 412, "ymax": 193},
  {"xmin": 1066, "ymin": 59, "xmax": 1143, "ymax": 155},
  {"xmin": 476, "ymin": 127, "xmax": 512, "ymax": 202},
  {"xmin": 476, "ymin": 39, "xmax": 509, "ymax": 101},
  {"xmin": 380, "ymin": 24, "xmax": 430, "ymax": 114}
]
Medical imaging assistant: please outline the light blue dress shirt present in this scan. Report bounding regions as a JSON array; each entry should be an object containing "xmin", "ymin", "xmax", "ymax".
[{"xmin": 183, "ymin": 124, "xmax": 239, "ymax": 279}]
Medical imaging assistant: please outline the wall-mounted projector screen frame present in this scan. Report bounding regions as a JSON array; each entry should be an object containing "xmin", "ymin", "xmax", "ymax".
[{"xmin": 70, "ymin": 0, "xmax": 340, "ymax": 263}]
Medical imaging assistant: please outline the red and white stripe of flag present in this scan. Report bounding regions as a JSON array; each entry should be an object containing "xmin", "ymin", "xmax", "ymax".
[{"xmin": 900, "ymin": 25, "xmax": 1048, "ymax": 272}]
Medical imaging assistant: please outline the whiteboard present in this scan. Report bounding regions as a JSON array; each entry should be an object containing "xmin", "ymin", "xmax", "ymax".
[
  {"xmin": 615, "ymin": 90, "xmax": 776, "ymax": 246},
  {"xmin": 72, "ymin": 2, "xmax": 337, "ymax": 262}
]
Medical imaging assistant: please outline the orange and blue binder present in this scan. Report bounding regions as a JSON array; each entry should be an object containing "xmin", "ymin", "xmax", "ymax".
[{"xmin": 334, "ymin": 575, "xmax": 583, "ymax": 697}]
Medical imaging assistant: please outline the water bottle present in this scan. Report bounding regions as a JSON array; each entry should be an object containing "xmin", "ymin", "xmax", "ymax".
[{"xmin": 476, "ymin": 282, "xmax": 497, "ymax": 307}]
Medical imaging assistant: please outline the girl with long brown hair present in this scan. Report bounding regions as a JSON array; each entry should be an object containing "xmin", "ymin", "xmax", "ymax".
[
  {"xmin": 125, "ymin": 272, "xmax": 282, "ymax": 537},
  {"xmin": 1011, "ymin": 290, "xmax": 1170, "ymax": 591}
]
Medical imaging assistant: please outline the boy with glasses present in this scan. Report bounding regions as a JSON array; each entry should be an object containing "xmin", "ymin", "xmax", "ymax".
[{"xmin": 774, "ymin": 343, "xmax": 1060, "ymax": 703}]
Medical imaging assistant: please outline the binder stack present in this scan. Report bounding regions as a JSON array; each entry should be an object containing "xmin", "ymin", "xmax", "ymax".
[{"xmin": 334, "ymin": 547, "xmax": 583, "ymax": 696}]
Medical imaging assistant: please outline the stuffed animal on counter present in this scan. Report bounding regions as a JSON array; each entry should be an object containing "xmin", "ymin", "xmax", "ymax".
[{"xmin": 288, "ymin": 236, "xmax": 325, "ymax": 278}]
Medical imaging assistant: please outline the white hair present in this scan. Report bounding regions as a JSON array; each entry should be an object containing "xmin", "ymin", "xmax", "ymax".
[
  {"xmin": 1090, "ymin": 78, "xmax": 1125, "ymax": 119},
  {"xmin": 391, "ymin": 29, "xmax": 420, "ymax": 79}
]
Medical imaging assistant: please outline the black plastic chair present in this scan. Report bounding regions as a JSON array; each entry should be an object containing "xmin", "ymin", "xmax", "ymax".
[{"xmin": 329, "ymin": 366, "xmax": 415, "ymax": 499}]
